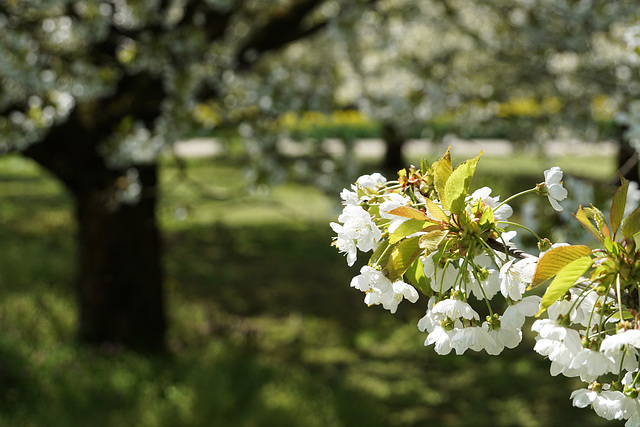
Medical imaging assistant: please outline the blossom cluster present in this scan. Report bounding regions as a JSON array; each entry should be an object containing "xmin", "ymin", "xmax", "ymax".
[{"xmin": 331, "ymin": 150, "xmax": 640, "ymax": 426}]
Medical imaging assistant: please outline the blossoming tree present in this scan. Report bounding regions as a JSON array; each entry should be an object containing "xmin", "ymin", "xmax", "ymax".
[
  {"xmin": 0, "ymin": 0, "xmax": 375, "ymax": 352},
  {"xmin": 331, "ymin": 147, "xmax": 640, "ymax": 425}
]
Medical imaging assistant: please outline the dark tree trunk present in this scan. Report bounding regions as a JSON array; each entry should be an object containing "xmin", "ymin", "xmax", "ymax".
[
  {"xmin": 617, "ymin": 124, "xmax": 639, "ymax": 183},
  {"xmin": 382, "ymin": 122, "xmax": 406, "ymax": 173},
  {"xmin": 74, "ymin": 164, "xmax": 166, "ymax": 352},
  {"xmin": 22, "ymin": 112, "xmax": 167, "ymax": 353}
]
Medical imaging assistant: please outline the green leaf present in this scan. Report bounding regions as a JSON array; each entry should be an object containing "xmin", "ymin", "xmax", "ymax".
[
  {"xmin": 388, "ymin": 206, "xmax": 431, "ymax": 220},
  {"xmin": 420, "ymin": 158, "xmax": 430, "ymax": 176},
  {"xmin": 419, "ymin": 228, "xmax": 449, "ymax": 252},
  {"xmin": 389, "ymin": 220, "xmax": 433, "ymax": 244},
  {"xmin": 387, "ymin": 236, "xmax": 423, "ymax": 282},
  {"xmin": 405, "ymin": 257, "xmax": 431, "ymax": 295},
  {"xmin": 622, "ymin": 206, "xmax": 640, "ymax": 239},
  {"xmin": 479, "ymin": 205, "xmax": 495, "ymax": 227},
  {"xmin": 531, "ymin": 244, "xmax": 592, "ymax": 288},
  {"xmin": 434, "ymin": 147, "xmax": 453, "ymax": 210},
  {"xmin": 536, "ymin": 256, "xmax": 593, "ymax": 317},
  {"xmin": 424, "ymin": 198, "xmax": 449, "ymax": 223},
  {"xmin": 574, "ymin": 206, "xmax": 604, "ymax": 243},
  {"xmin": 585, "ymin": 205, "xmax": 611, "ymax": 240},
  {"xmin": 444, "ymin": 151, "xmax": 482, "ymax": 214},
  {"xmin": 368, "ymin": 239, "xmax": 391, "ymax": 269},
  {"xmin": 610, "ymin": 178, "xmax": 629, "ymax": 238},
  {"xmin": 604, "ymin": 237, "xmax": 618, "ymax": 256},
  {"xmin": 611, "ymin": 310, "xmax": 634, "ymax": 321}
]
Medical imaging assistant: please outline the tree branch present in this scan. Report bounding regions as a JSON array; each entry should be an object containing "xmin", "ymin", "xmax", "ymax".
[{"xmin": 234, "ymin": 0, "xmax": 327, "ymax": 70}]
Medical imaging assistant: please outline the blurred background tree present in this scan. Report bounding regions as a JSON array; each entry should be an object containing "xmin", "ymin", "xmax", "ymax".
[
  {"xmin": 318, "ymin": 0, "xmax": 640, "ymax": 175},
  {"xmin": 4, "ymin": 1, "xmax": 640, "ymax": 425},
  {"xmin": 0, "ymin": 0, "xmax": 376, "ymax": 352},
  {"xmin": 3, "ymin": 0, "xmax": 640, "ymax": 354}
]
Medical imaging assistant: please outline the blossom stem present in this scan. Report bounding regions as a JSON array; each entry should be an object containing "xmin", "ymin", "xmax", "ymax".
[
  {"xmin": 631, "ymin": 364, "xmax": 640, "ymax": 388},
  {"xmin": 470, "ymin": 262, "xmax": 494, "ymax": 317},
  {"xmin": 478, "ymin": 237, "xmax": 503, "ymax": 265},
  {"xmin": 570, "ymin": 284, "xmax": 594, "ymax": 336},
  {"xmin": 466, "ymin": 240, "xmax": 494, "ymax": 316},
  {"xmin": 617, "ymin": 350, "xmax": 627, "ymax": 383},
  {"xmin": 495, "ymin": 188, "xmax": 537, "ymax": 211},
  {"xmin": 380, "ymin": 182, "xmax": 402, "ymax": 191},
  {"xmin": 374, "ymin": 243, "xmax": 394, "ymax": 271},
  {"xmin": 497, "ymin": 221, "xmax": 543, "ymax": 242},
  {"xmin": 616, "ymin": 275, "xmax": 624, "ymax": 325}
]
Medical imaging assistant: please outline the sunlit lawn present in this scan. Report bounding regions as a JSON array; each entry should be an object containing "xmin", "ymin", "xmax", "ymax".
[{"xmin": 0, "ymin": 146, "xmax": 618, "ymax": 426}]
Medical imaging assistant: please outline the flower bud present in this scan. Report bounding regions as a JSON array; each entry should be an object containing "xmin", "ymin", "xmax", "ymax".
[{"xmin": 537, "ymin": 238, "xmax": 552, "ymax": 253}]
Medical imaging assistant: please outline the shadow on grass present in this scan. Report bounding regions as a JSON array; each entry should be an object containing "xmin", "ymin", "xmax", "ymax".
[
  {"xmin": 162, "ymin": 221, "xmax": 611, "ymax": 427},
  {"xmin": 0, "ymin": 153, "xmax": 616, "ymax": 427}
]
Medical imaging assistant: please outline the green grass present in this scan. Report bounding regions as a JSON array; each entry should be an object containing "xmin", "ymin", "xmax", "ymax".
[{"xmin": 0, "ymin": 151, "xmax": 618, "ymax": 426}]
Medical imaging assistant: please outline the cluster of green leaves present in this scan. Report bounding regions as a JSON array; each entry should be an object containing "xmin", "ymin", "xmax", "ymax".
[
  {"xmin": 532, "ymin": 177, "xmax": 640, "ymax": 317},
  {"xmin": 369, "ymin": 148, "xmax": 506, "ymax": 298}
]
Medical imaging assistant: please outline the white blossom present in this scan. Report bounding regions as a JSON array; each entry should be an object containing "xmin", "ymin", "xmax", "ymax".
[
  {"xmin": 350, "ymin": 266, "xmax": 418, "ymax": 313},
  {"xmin": 329, "ymin": 227, "xmax": 358, "ymax": 266},
  {"xmin": 469, "ymin": 186, "xmax": 513, "ymax": 221},
  {"xmin": 330, "ymin": 205, "xmax": 382, "ymax": 266},
  {"xmin": 450, "ymin": 325, "xmax": 495, "ymax": 355},
  {"xmin": 417, "ymin": 296, "xmax": 440, "ymax": 334},
  {"xmin": 339, "ymin": 188, "xmax": 360, "ymax": 206},
  {"xmin": 423, "ymin": 258, "xmax": 458, "ymax": 294},
  {"xmin": 465, "ymin": 254, "xmax": 500, "ymax": 300},
  {"xmin": 570, "ymin": 348, "xmax": 617, "ymax": 381},
  {"xmin": 543, "ymin": 167, "xmax": 568, "ymax": 211},
  {"xmin": 532, "ymin": 319, "xmax": 583, "ymax": 377},
  {"xmin": 593, "ymin": 390, "xmax": 636, "ymax": 421},
  {"xmin": 425, "ymin": 325, "xmax": 455, "ymax": 355},
  {"xmin": 431, "ymin": 299, "xmax": 479, "ymax": 321},
  {"xmin": 486, "ymin": 323, "xmax": 522, "ymax": 355},
  {"xmin": 356, "ymin": 173, "xmax": 387, "ymax": 189},
  {"xmin": 601, "ymin": 329, "xmax": 640, "ymax": 356},
  {"xmin": 571, "ymin": 387, "xmax": 599, "ymax": 409},
  {"xmin": 499, "ymin": 257, "xmax": 537, "ymax": 300},
  {"xmin": 502, "ymin": 295, "xmax": 541, "ymax": 329}
]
